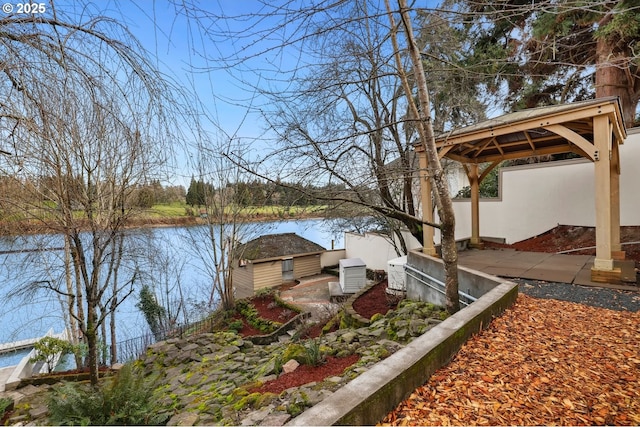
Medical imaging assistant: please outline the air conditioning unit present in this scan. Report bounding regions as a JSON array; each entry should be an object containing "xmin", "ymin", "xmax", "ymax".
[
  {"xmin": 387, "ymin": 255, "xmax": 407, "ymax": 294},
  {"xmin": 339, "ymin": 258, "xmax": 366, "ymax": 293}
]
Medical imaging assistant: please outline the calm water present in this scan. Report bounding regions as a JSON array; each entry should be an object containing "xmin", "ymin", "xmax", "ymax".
[{"xmin": 0, "ymin": 218, "xmax": 342, "ymax": 366}]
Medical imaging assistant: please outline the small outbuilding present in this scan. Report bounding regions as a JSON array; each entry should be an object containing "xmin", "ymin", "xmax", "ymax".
[{"xmin": 232, "ymin": 233, "xmax": 325, "ymax": 298}]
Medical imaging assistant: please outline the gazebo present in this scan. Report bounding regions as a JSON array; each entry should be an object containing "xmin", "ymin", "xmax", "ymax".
[{"xmin": 417, "ymin": 97, "xmax": 627, "ymax": 283}]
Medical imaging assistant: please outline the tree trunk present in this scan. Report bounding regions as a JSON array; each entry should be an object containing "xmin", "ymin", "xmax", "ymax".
[
  {"xmin": 398, "ymin": 0, "xmax": 460, "ymax": 313},
  {"xmin": 63, "ymin": 235, "xmax": 83, "ymax": 368},
  {"xmin": 595, "ymin": 33, "xmax": 638, "ymax": 125},
  {"xmin": 85, "ymin": 301, "xmax": 99, "ymax": 386}
]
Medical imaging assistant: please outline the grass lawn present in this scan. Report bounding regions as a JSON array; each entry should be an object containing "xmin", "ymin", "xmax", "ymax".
[
  {"xmin": 145, "ymin": 202, "xmax": 189, "ymax": 217},
  {"xmin": 140, "ymin": 203, "xmax": 327, "ymax": 219}
]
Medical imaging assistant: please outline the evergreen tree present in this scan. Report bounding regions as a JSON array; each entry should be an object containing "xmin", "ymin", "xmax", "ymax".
[
  {"xmin": 185, "ymin": 177, "xmax": 198, "ymax": 206},
  {"xmin": 451, "ymin": 0, "xmax": 640, "ymax": 124}
]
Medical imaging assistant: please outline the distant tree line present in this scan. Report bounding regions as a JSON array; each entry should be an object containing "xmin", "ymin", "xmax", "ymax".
[
  {"xmin": 0, "ymin": 175, "xmax": 186, "ymax": 213},
  {"xmin": 185, "ymin": 177, "xmax": 346, "ymax": 207}
]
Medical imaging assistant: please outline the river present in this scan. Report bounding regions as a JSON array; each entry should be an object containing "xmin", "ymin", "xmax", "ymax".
[{"xmin": 0, "ymin": 218, "xmax": 343, "ymax": 367}]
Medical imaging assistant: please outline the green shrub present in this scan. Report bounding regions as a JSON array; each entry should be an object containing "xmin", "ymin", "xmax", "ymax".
[
  {"xmin": 29, "ymin": 336, "xmax": 75, "ymax": 373},
  {"xmin": 254, "ymin": 288, "xmax": 274, "ymax": 298},
  {"xmin": 303, "ymin": 339, "xmax": 325, "ymax": 367},
  {"xmin": 236, "ymin": 300, "xmax": 281, "ymax": 333},
  {"xmin": 228, "ymin": 319, "xmax": 244, "ymax": 332},
  {"xmin": 281, "ymin": 343, "xmax": 307, "ymax": 364},
  {"xmin": 0, "ymin": 397, "xmax": 14, "ymax": 420},
  {"xmin": 48, "ymin": 364, "xmax": 170, "ymax": 425}
]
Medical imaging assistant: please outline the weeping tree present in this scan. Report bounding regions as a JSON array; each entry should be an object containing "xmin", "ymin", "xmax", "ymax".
[{"xmin": 0, "ymin": 6, "xmax": 184, "ymax": 385}]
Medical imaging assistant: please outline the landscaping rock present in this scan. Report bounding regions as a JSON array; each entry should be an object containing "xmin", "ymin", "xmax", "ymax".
[
  {"xmin": 6, "ymin": 297, "xmax": 446, "ymax": 426},
  {"xmin": 259, "ymin": 412, "xmax": 291, "ymax": 426},
  {"xmin": 282, "ymin": 359, "xmax": 300, "ymax": 374},
  {"xmin": 167, "ymin": 412, "xmax": 199, "ymax": 426},
  {"xmin": 29, "ymin": 404, "xmax": 48, "ymax": 419},
  {"xmin": 340, "ymin": 331, "xmax": 357, "ymax": 343}
]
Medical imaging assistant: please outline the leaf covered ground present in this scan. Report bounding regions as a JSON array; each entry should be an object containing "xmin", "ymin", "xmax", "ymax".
[{"xmin": 382, "ymin": 294, "xmax": 640, "ymax": 426}]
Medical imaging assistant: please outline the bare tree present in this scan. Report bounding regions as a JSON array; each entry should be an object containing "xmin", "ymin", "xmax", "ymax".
[
  {"xmin": 182, "ymin": 137, "xmax": 270, "ymax": 311},
  {"xmin": 176, "ymin": 1, "xmax": 464, "ymax": 312},
  {"xmin": 394, "ymin": 0, "xmax": 460, "ymax": 313},
  {"xmin": 179, "ymin": 1, "xmax": 444, "ymax": 251},
  {"xmin": 0, "ymin": 6, "xmax": 185, "ymax": 384}
]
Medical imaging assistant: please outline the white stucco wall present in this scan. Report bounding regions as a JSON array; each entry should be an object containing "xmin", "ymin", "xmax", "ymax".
[
  {"xmin": 345, "ymin": 230, "xmax": 421, "ymax": 272},
  {"xmin": 438, "ymin": 126, "xmax": 640, "ymax": 244}
]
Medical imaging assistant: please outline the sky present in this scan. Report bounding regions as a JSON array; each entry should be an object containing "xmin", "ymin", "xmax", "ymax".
[
  {"xmin": 45, "ymin": 0, "xmax": 278, "ymax": 186},
  {"xmin": 33, "ymin": 0, "xmax": 443, "ymax": 186},
  {"xmin": 94, "ymin": 0, "xmax": 441, "ymax": 134}
]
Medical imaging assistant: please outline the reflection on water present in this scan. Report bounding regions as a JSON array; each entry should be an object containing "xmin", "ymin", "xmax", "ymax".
[{"xmin": 0, "ymin": 219, "xmax": 343, "ymax": 367}]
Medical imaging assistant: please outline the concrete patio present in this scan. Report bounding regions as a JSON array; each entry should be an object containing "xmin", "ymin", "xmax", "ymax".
[{"xmin": 458, "ymin": 248, "xmax": 638, "ymax": 290}]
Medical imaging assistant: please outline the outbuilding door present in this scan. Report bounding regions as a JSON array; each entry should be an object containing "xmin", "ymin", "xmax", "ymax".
[{"xmin": 282, "ymin": 258, "xmax": 294, "ymax": 282}]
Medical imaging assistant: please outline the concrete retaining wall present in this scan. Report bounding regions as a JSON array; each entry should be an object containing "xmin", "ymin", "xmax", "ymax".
[
  {"xmin": 288, "ymin": 252, "xmax": 518, "ymax": 426},
  {"xmin": 405, "ymin": 249, "xmax": 501, "ymax": 306}
]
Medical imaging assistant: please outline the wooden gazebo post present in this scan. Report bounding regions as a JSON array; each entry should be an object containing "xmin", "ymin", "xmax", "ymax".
[
  {"xmin": 591, "ymin": 114, "xmax": 623, "ymax": 281},
  {"xmin": 417, "ymin": 145, "xmax": 436, "ymax": 256}
]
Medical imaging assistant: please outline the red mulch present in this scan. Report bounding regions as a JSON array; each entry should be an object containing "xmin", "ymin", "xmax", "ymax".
[
  {"xmin": 234, "ymin": 314, "xmax": 263, "ymax": 337},
  {"xmin": 250, "ymin": 354, "xmax": 360, "ymax": 394},
  {"xmin": 299, "ymin": 322, "xmax": 326, "ymax": 339},
  {"xmin": 484, "ymin": 225, "xmax": 640, "ymax": 268},
  {"xmin": 252, "ymin": 294, "xmax": 298, "ymax": 323},
  {"xmin": 245, "ymin": 281, "xmax": 395, "ymax": 393},
  {"xmin": 352, "ymin": 280, "xmax": 399, "ymax": 319},
  {"xmin": 235, "ymin": 294, "xmax": 298, "ymax": 337}
]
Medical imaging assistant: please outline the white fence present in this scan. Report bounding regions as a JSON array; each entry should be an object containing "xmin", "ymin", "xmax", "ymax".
[
  {"xmin": 345, "ymin": 230, "xmax": 421, "ymax": 272},
  {"xmin": 320, "ymin": 249, "xmax": 346, "ymax": 268}
]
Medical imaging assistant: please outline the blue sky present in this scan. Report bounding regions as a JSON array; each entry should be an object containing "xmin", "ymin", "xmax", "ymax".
[
  {"xmin": 47, "ymin": 1, "xmax": 443, "ymax": 186},
  {"xmin": 98, "ymin": 1, "xmax": 442, "ymax": 137}
]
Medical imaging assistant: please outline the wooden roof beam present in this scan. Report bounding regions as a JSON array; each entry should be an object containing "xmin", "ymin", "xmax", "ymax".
[
  {"xmin": 462, "ymin": 144, "xmax": 575, "ymax": 164},
  {"xmin": 472, "ymin": 137, "xmax": 497, "ymax": 158},
  {"xmin": 479, "ymin": 160, "xmax": 501, "ymax": 183},
  {"xmin": 524, "ymin": 131, "xmax": 536, "ymax": 151},
  {"xmin": 438, "ymin": 144, "xmax": 455, "ymax": 159},
  {"xmin": 491, "ymin": 138, "xmax": 505, "ymax": 156},
  {"xmin": 436, "ymin": 103, "xmax": 621, "ymax": 147},
  {"xmin": 543, "ymin": 124, "xmax": 597, "ymax": 161}
]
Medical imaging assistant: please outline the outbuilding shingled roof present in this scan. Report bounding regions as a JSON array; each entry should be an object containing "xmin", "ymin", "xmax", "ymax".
[{"xmin": 237, "ymin": 233, "xmax": 326, "ymax": 261}]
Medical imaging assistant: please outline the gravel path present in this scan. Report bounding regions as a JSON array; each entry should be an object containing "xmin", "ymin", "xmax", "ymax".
[{"xmin": 514, "ymin": 278, "xmax": 640, "ymax": 312}]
